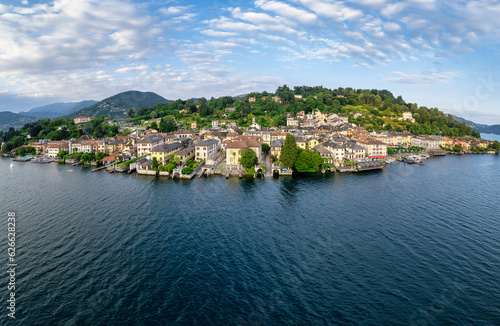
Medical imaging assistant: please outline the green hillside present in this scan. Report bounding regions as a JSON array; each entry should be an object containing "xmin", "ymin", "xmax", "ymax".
[
  {"xmin": 0, "ymin": 111, "xmax": 38, "ymax": 131},
  {"xmin": 69, "ymin": 91, "xmax": 168, "ymax": 119}
]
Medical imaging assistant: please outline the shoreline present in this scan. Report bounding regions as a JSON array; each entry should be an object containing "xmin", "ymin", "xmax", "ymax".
[{"xmin": 4, "ymin": 150, "xmax": 498, "ymax": 179}]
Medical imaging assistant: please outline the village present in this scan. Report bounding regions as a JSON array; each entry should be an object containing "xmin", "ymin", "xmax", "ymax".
[{"xmin": 10, "ymin": 106, "xmax": 497, "ymax": 179}]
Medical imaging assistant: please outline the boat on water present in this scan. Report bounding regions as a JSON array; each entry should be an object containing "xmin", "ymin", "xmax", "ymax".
[{"xmin": 10, "ymin": 163, "xmax": 14, "ymax": 168}]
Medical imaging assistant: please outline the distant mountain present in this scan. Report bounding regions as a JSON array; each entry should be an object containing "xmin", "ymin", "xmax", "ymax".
[
  {"xmin": 68, "ymin": 91, "xmax": 168, "ymax": 119},
  {"xmin": 0, "ymin": 111, "xmax": 38, "ymax": 131},
  {"xmin": 20, "ymin": 100, "xmax": 99, "ymax": 118},
  {"xmin": 451, "ymin": 115, "xmax": 500, "ymax": 135}
]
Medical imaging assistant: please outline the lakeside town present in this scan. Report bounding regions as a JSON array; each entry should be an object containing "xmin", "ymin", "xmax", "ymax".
[{"xmin": 4, "ymin": 105, "xmax": 499, "ymax": 179}]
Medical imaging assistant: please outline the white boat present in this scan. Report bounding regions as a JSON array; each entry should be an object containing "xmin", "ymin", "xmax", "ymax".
[{"xmin": 10, "ymin": 163, "xmax": 14, "ymax": 168}]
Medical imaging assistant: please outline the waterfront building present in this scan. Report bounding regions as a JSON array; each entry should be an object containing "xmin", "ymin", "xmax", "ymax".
[
  {"xmin": 195, "ymin": 139, "xmax": 220, "ymax": 162},
  {"xmin": 151, "ymin": 142, "xmax": 182, "ymax": 166},
  {"xmin": 136, "ymin": 135, "xmax": 166, "ymax": 156}
]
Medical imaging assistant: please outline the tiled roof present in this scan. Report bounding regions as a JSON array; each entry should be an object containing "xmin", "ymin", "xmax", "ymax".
[{"xmin": 226, "ymin": 141, "xmax": 248, "ymax": 149}]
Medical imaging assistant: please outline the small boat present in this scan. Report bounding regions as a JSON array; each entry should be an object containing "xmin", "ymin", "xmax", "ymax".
[
  {"xmin": 10, "ymin": 163, "xmax": 14, "ymax": 168},
  {"xmin": 67, "ymin": 170, "xmax": 73, "ymax": 172}
]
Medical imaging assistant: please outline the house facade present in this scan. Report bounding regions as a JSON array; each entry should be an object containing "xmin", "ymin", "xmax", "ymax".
[
  {"xmin": 151, "ymin": 142, "xmax": 182, "ymax": 166},
  {"xmin": 195, "ymin": 139, "xmax": 219, "ymax": 162}
]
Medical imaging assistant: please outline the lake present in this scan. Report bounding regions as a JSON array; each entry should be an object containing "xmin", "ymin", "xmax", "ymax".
[{"xmin": 1, "ymin": 154, "xmax": 499, "ymax": 325}]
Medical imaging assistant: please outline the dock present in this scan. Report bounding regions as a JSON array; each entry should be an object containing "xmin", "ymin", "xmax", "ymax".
[
  {"xmin": 13, "ymin": 157, "xmax": 31, "ymax": 162},
  {"xmin": 91, "ymin": 166, "xmax": 106, "ymax": 172}
]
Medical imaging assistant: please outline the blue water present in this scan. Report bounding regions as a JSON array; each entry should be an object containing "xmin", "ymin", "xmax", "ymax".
[
  {"xmin": 1, "ymin": 154, "xmax": 500, "ymax": 325},
  {"xmin": 482, "ymin": 133, "xmax": 500, "ymax": 142}
]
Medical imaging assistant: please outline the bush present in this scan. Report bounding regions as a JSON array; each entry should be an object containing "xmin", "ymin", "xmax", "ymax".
[
  {"xmin": 158, "ymin": 165, "xmax": 169, "ymax": 171},
  {"xmin": 166, "ymin": 162, "xmax": 176, "ymax": 173},
  {"xmin": 182, "ymin": 167, "xmax": 193, "ymax": 174}
]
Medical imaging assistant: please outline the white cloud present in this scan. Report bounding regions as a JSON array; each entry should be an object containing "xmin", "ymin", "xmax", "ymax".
[
  {"xmin": 200, "ymin": 29, "xmax": 238, "ymax": 37},
  {"xmin": 0, "ymin": 0, "xmax": 166, "ymax": 76},
  {"xmin": 383, "ymin": 22, "xmax": 400, "ymax": 32},
  {"xmin": 159, "ymin": 5, "xmax": 193, "ymax": 16},
  {"xmin": 115, "ymin": 65, "xmax": 150, "ymax": 73},
  {"xmin": 254, "ymin": 0, "xmax": 318, "ymax": 25},
  {"xmin": 385, "ymin": 71, "xmax": 461, "ymax": 84}
]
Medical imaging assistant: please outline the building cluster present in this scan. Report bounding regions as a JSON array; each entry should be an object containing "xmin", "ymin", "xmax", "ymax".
[{"xmin": 18, "ymin": 110, "xmax": 493, "ymax": 171}]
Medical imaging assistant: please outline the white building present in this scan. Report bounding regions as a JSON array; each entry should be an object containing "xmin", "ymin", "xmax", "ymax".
[
  {"xmin": 136, "ymin": 135, "xmax": 166, "ymax": 156},
  {"xmin": 195, "ymin": 139, "xmax": 220, "ymax": 162}
]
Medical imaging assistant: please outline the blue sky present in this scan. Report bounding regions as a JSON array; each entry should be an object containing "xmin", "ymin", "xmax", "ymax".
[{"xmin": 0, "ymin": 0, "xmax": 499, "ymax": 124}]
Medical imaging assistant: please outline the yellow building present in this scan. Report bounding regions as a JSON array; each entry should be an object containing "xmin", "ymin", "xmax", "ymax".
[
  {"xmin": 73, "ymin": 116, "xmax": 92, "ymax": 125},
  {"xmin": 226, "ymin": 136, "xmax": 263, "ymax": 165},
  {"xmin": 226, "ymin": 141, "xmax": 246, "ymax": 165},
  {"xmin": 296, "ymin": 137, "xmax": 307, "ymax": 149},
  {"xmin": 151, "ymin": 142, "xmax": 182, "ymax": 166},
  {"xmin": 307, "ymin": 139, "xmax": 319, "ymax": 149},
  {"xmin": 174, "ymin": 146, "xmax": 195, "ymax": 165}
]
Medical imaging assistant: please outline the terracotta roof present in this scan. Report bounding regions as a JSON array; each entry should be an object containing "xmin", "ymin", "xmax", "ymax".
[
  {"xmin": 226, "ymin": 141, "xmax": 248, "ymax": 149},
  {"xmin": 234, "ymin": 135, "xmax": 262, "ymax": 147}
]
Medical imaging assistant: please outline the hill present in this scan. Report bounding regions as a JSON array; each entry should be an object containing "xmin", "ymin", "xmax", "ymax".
[
  {"xmin": 20, "ymin": 100, "xmax": 98, "ymax": 118},
  {"xmin": 451, "ymin": 115, "xmax": 500, "ymax": 135},
  {"xmin": 69, "ymin": 91, "xmax": 168, "ymax": 119},
  {"xmin": 0, "ymin": 111, "xmax": 38, "ymax": 131}
]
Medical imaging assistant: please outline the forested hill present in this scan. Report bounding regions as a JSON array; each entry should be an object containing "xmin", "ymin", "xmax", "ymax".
[
  {"xmin": 1, "ymin": 85, "xmax": 484, "ymax": 151},
  {"xmin": 68, "ymin": 91, "xmax": 168, "ymax": 119}
]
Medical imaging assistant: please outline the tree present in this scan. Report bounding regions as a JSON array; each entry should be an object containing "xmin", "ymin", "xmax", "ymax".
[
  {"xmin": 57, "ymin": 150, "xmax": 69, "ymax": 158},
  {"xmin": 166, "ymin": 162, "xmax": 176, "ymax": 173},
  {"xmin": 128, "ymin": 108, "xmax": 135, "ymax": 118},
  {"xmin": 262, "ymin": 143, "xmax": 270, "ymax": 153},
  {"xmin": 182, "ymin": 167, "xmax": 192, "ymax": 174},
  {"xmin": 281, "ymin": 134, "xmax": 298, "ymax": 169},
  {"xmin": 152, "ymin": 157, "xmax": 158, "ymax": 170},
  {"xmin": 81, "ymin": 153, "xmax": 92, "ymax": 163},
  {"xmin": 15, "ymin": 147, "xmax": 27, "ymax": 156},
  {"xmin": 490, "ymin": 140, "xmax": 500, "ymax": 150},
  {"xmin": 137, "ymin": 107, "xmax": 147, "ymax": 117},
  {"xmin": 95, "ymin": 152, "xmax": 106, "ymax": 160},
  {"xmin": 170, "ymin": 154, "xmax": 180, "ymax": 165},
  {"xmin": 150, "ymin": 121, "xmax": 158, "ymax": 130},
  {"xmin": 295, "ymin": 150, "xmax": 312, "ymax": 171},
  {"xmin": 240, "ymin": 148, "xmax": 258, "ymax": 168}
]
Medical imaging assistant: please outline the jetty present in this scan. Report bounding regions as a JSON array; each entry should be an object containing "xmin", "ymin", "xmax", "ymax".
[
  {"xmin": 91, "ymin": 166, "xmax": 106, "ymax": 172},
  {"xmin": 32, "ymin": 158, "xmax": 54, "ymax": 163},
  {"xmin": 13, "ymin": 157, "xmax": 31, "ymax": 162}
]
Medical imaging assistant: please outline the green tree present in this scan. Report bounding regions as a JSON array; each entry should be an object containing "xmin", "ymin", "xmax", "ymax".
[
  {"xmin": 240, "ymin": 148, "xmax": 258, "ymax": 168},
  {"xmin": 95, "ymin": 152, "xmax": 106, "ymax": 160},
  {"xmin": 489, "ymin": 140, "xmax": 500, "ymax": 150},
  {"xmin": 15, "ymin": 147, "xmax": 27, "ymax": 156},
  {"xmin": 128, "ymin": 108, "xmax": 135, "ymax": 118},
  {"xmin": 81, "ymin": 153, "xmax": 92, "ymax": 163},
  {"xmin": 182, "ymin": 167, "xmax": 193, "ymax": 174},
  {"xmin": 166, "ymin": 162, "xmax": 176, "ymax": 173},
  {"xmin": 281, "ymin": 134, "xmax": 298, "ymax": 169},
  {"xmin": 294, "ymin": 150, "xmax": 311, "ymax": 171},
  {"xmin": 57, "ymin": 150, "xmax": 69, "ymax": 158},
  {"xmin": 294, "ymin": 149, "xmax": 322, "ymax": 172},
  {"xmin": 262, "ymin": 143, "xmax": 270, "ymax": 153},
  {"xmin": 170, "ymin": 154, "xmax": 180, "ymax": 165},
  {"xmin": 152, "ymin": 157, "xmax": 158, "ymax": 170}
]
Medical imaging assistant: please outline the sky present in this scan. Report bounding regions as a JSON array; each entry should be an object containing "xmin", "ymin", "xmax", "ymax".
[{"xmin": 0, "ymin": 0, "xmax": 499, "ymax": 124}]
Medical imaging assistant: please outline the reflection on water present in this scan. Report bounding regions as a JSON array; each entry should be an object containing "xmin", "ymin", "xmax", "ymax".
[{"xmin": 0, "ymin": 155, "xmax": 499, "ymax": 325}]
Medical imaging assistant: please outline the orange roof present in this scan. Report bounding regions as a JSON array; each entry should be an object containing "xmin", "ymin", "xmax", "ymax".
[
  {"xmin": 234, "ymin": 135, "xmax": 262, "ymax": 147},
  {"xmin": 226, "ymin": 141, "xmax": 248, "ymax": 149},
  {"xmin": 99, "ymin": 154, "xmax": 120, "ymax": 162}
]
